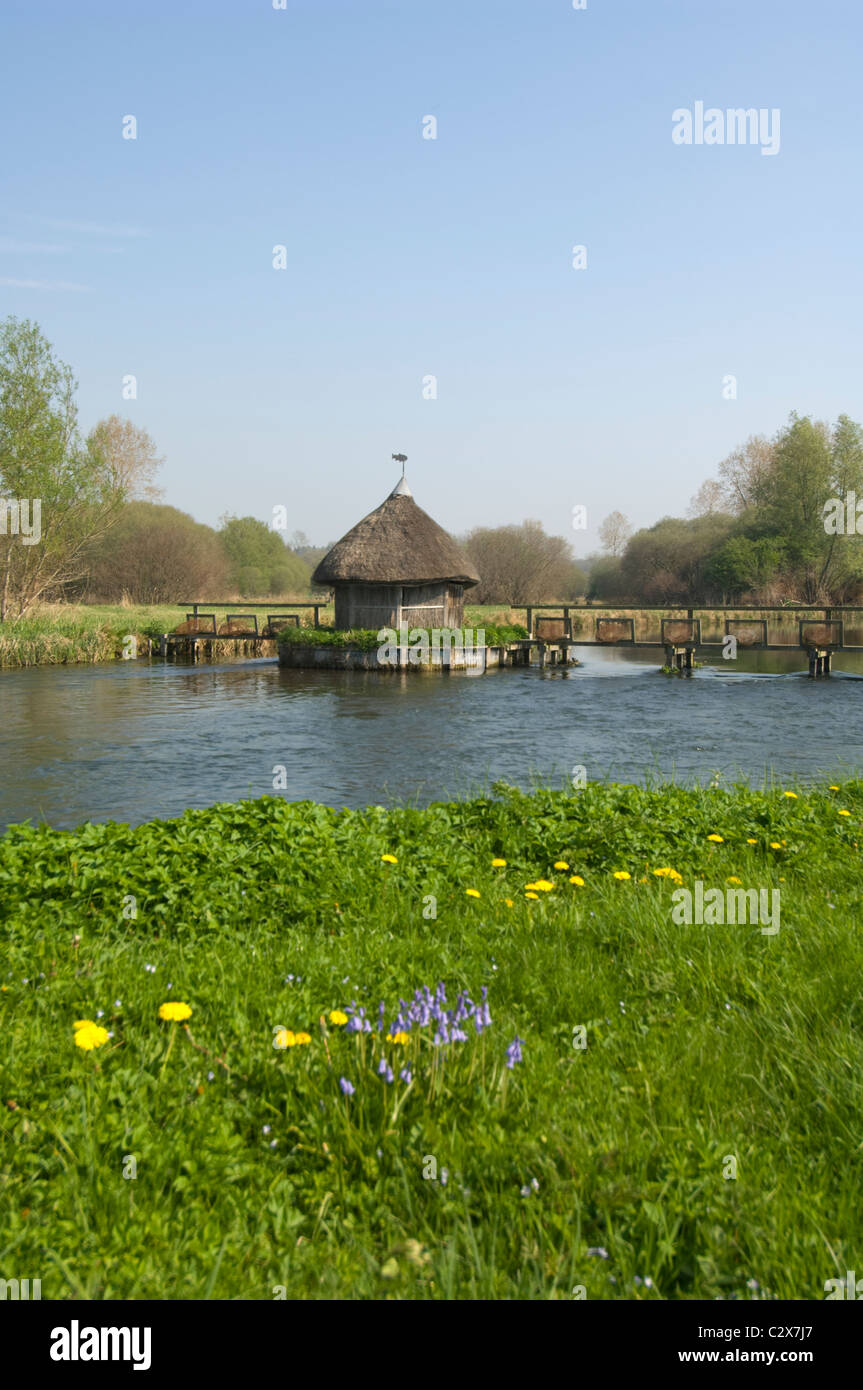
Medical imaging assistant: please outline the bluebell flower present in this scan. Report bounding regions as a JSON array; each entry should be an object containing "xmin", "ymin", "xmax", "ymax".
[
  {"xmin": 384, "ymin": 1066, "xmax": 394, "ymax": 1084},
  {"xmin": 339, "ymin": 1077, "xmax": 355, "ymax": 1096},
  {"xmin": 399, "ymin": 1068, "xmax": 412, "ymax": 1084},
  {"xmin": 378, "ymin": 1056, "xmax": 388, "ymax": 1076},
  {"xmin": 505, "ymin": 1036, "xmax": 524, "ymax": 1068}
]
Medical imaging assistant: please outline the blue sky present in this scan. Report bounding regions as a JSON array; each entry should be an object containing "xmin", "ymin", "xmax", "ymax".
[{"xmin": 2, "ymin": 0, "xmax": 861, "ymax": 554}]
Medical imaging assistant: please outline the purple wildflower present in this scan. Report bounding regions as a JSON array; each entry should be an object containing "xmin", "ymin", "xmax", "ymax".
[
  {"xmin": 378, "ymin": 1056, "xmax": 388, "ymax": 1076},
  {"xmin": 399, "ymin": 1068, "xmax": 412, "ymax": 1084},
  {"xmin": 505, "ymin": 1035, "xmax": 524, "ymax": 1069},
  {"xmin": 339, "ymin": 1077, "xmax": 355, "ymax": 1097}
]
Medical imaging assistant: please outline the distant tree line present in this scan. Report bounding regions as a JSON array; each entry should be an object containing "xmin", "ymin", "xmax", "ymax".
[{"xmin": 588, "ymin": 414, "xmax": 863, "ymax": 605}]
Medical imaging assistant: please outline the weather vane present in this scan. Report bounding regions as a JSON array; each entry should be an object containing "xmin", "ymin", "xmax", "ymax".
[{"xmin": 392, "ymin": 452, "xmax": 407, "ymax": 478}]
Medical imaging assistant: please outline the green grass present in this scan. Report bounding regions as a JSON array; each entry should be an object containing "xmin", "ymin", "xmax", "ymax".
[
  {"xmin": 0, "ymin": 600, "xmax": 325, "ymax": 668},
  {"xmin": 2, "ymin": 781, "xmax": 861, "ymax": 1300}
]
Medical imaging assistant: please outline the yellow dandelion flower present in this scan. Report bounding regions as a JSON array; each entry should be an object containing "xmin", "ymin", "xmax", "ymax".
[
  {"xmin": 274, "ymin": 1029, "xmax": 296, "ymax": 1049},
  {"xmin": 381, "ymin": 853, "xmax": 398, "ymax": 864},
  {"xmin": 613, "ymin": 871, "xmax": 631, "ymax": 881},
  {"xmin": 769, "ymin": 842, "xmax": 782, "ymax": 849},
  {"xmin": 533, "ymin": 880, "xmax": 554, "ymax": 892},
  {"xmin": 707, "ymin": 834, "xmax": 724, "ymax": 843},
  {"xmin": 839, "ymin": 809, "xmax": 851, "ymax": 817},
  {"xmin": 569, "ymin": 875, "xmax": 585, "ymax": 886},
  {"xmin": 73, "ymin": 1018, "xmax": 95, "ymax": 1030},
  {"xmin": 465, "ymin": 888, "xmax": 481, "ymax": 899},
  {"xmin": 553, "ymin": 861, "xmax": 570, "ymax": 871},
  {"xmin": 491, "ymin": 858, "xmax": 507, "ymax": 867},
  {"xmin": 525, "ymin": 891, "xmax": 539, "ymax": 900},
  {"xmin": 74, "ymin": 1023, "xmax": 109, "ymax": 1051},
  {"xmin": 746, "ymin": 838, "xmax": 757, "ymax": 844},
  {"xmin": 505, "ymin": 898, "xmax": 514, "ymax": 907},
  {"xmin": 386, "ymin": 1031, "xmax": 410, "ymax": 1045},
  {"xmin": 726, "ymin": 876, "xmax": 742, "ymax": 885},
  {"xmin": 829, "ymin": 785, "xmax": 840, "ymax": 791},
  {"xmin": 158, "ymin": 1002, "xmax": 192, "ymax": 1022},
  {"xmin": 783, "ymin": 791, "xmax": 798, "ymax": 799},
  {"xmin": 329, "ymin": 1010, "xmax": 348, "ymax": 1026},
  {"xmin": 295, "ymin": 1032, "xmax": 312, "ymax": 1045}
]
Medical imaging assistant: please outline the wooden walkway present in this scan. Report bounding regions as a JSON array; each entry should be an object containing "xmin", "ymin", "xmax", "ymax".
[
  {"xmin": 160, "ymin": 600, "xmax": 863, "ymax": 677},
  {"xmin": 514, "ymin": 604, "xmax": 863, "ymax": 675}
]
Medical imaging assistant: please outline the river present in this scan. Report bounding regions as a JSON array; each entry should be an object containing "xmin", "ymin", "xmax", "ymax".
[{"xmin": 1, "ymin": 647, "xmax": 862, "ymax": 830}]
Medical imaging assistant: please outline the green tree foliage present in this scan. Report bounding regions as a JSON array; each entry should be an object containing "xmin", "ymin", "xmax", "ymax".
[
  {"xmin": 85, "ymin": 503, "xmax": 228, "ymax": 604},
  {"xmin": 218, "ymin": 516, "xmax": 311, "ymax": 597},
  {"xmin": 627, "ymin": 412, "xmax": 863, "ymax": 604},
  {"xmin": 0, "ymin": 318, "xmax": 146, "ymax": 620},
  {"xmin": 618, "ymin": 514, "xmax": 736, "ymax": 603}
]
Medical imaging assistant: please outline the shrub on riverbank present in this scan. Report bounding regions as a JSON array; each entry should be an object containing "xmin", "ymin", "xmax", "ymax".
[
  {"xmin": 277, "ymin": 622, "xmax": 528, "ymax": 651},
  {"xmin": 1, "ymin": 782, "xmax": 860, "ymax": 1299}
]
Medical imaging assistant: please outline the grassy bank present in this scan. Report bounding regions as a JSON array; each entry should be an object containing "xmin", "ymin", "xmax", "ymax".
[
  {"xmin": 1, "ymin": 782, "xmax": 860, "ymax": 1300},
  {"xmin": 0, "ymin": 600, "xmax": 318, "ymax": 669},
  {"xmin": 0, "ymin": 604, "xmax": 177, "ymax": 669}
]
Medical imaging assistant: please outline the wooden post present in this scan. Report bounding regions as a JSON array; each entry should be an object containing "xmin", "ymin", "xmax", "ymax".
[{"xmin": 526, "ymin": 606, "xmax": 533, "ymax": 636}]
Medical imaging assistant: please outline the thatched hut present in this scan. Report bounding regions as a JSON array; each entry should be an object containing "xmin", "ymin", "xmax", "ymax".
[{"xmin": 312, "ymin": 476, "xmax": 480, "ymax": 630}]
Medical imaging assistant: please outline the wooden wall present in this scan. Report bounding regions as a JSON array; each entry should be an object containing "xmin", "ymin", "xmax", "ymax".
[
  {"xmin": 333, "ymin": 582, "xmax": 467, "ymax": 631},
  {"xmin": 334, "ymin": 583, "xmax": 400, "ymax": 630}
]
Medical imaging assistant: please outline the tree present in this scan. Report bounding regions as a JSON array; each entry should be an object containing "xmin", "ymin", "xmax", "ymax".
[
  {"xmin": 687, "ymin": 478, "xmax": 728, "ymax": 518},
  {"xmin": 585, "ymin": 554, "xmax": 625, "ymax": 601},
  {"xmin": 0, "ymin": 318, "xmax": 143, "ymax": 620},
  {"xmin": 751, "ymin": 414, "xmax": 834, "ymax": 601},
  {"xmin": 87, "ymin": 415, "xmax": 164, "ymax": 501},
  {"xmin": 218, "ymin": 515, "xmax": 311, "ymax": 596},
  {"xmin": 85, "ymin": 502, "xmax": 228, "ymax": 603},
  {"xmin": 619, "ymin": 514, "xmax": 736, "ymax": 602},
  {"xmin": 462, "ymin": 521, "xmax": 584, "ymax": 604},
  {"xmin": 717, "ymin": 435, "xmax": 775, "ymax": 513},
  {"xmin": 597, "ymin": 510, "xmax": 632, "ymax": 556}
]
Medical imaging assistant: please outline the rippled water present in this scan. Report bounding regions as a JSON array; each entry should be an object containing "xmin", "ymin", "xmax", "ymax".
[{"xmin": 1, "ymin": 647, "xmax": 862, "ymax": 829}]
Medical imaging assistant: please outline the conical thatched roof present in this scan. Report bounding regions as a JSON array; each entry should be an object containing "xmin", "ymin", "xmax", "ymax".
[{"xmin": 312, "ymin": 480, "xmax": 480, "ymax": 588}]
